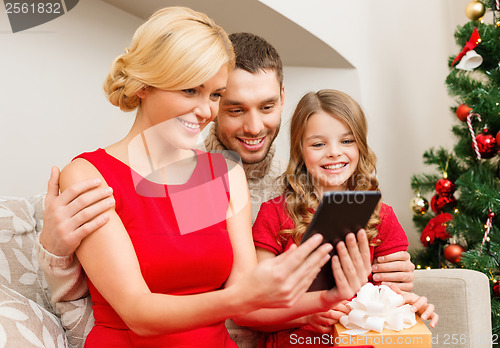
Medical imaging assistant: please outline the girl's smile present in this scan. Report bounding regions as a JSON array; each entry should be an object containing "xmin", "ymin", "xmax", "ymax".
[{"xmin": 321, "ymin": 161, "xmax": 348, "ymax": 173}]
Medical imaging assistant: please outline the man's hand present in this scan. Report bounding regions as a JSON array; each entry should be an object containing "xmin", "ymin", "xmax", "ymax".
[
  {"xmin": 372, "ymin": 251, "xmax": 415, "ymax": 292},
  {"xmin": 39, "ymin": 167, "xmax": 115, "ymax": 256}
]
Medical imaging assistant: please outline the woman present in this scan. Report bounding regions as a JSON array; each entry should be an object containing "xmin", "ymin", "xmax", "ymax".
[{"xmin": 59, "ymin": 7, "xmax": 371, "ymax": 347}]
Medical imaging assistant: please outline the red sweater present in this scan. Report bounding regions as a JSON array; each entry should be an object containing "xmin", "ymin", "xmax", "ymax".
[
  {"xmin": 252, "ymin": 195, "xmax": 408, "ymax": 262},
  {"xmin": 251, "ymin": 195, "xmax": 408, "ymax": 348}
]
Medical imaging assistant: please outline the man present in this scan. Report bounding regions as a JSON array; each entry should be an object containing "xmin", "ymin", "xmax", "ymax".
[
  {"xmin": 38, "ymin": 33, "xmax": 414, "ymax": 347},
  {"xmin": 203, "ymin": 32, "xmax": 284, "ymax": 222}
]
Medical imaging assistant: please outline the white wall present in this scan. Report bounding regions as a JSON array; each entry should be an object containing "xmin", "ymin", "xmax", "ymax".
[
  {"xmin": 275, "ymin": 67, "xmax": 362, "ymax": 163},
  {"xmin": 0, "ymin": 0, "xmax": 141, "ymax": 198},
  {"xmin": 262, "ymin": 0, "xmax": 471, "ymax": 249},
  {"xmin": 0, "ymin": 0, "xmax": 472, "ymax": 250}
]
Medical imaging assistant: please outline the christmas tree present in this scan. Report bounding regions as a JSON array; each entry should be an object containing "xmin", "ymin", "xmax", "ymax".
[{"xmin": 409, "ymin": 0, "xmax": 500, "ymax": 336}]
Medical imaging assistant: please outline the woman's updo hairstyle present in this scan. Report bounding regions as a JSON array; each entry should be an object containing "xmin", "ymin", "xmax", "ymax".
[{"xmin": 104, "ymin": 6, "xmax": 235, "ymax": 112}]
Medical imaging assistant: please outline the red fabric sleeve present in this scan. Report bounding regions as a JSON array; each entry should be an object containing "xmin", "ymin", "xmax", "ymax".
[
  {"xmin": 252, "ymin": 196, "xmax": 295, "ymax": 255},
  {"xmin": 372, "ymin": 203, "xmax": 409, "ymax": 258}
]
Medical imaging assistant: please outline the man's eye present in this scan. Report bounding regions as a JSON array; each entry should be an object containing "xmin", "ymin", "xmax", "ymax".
[
  {"xmin": 262, "ymin": 104, "xmax": 275, "ymax": 112},
  {"xmin": 227, "ymin": 108, "xmax": 244, "ymax": 114}
]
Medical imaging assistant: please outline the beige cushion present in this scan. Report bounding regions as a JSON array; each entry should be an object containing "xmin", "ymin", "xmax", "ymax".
[
  {"xmin": 413, "ymin": 268, "xmax": 492, "ymax": 348},
  {"xmin": 0, "ymin": 284, "xmax": 67, "ymax": 347},
  {"xmin": 0, "ymin": 197, "xmax": 54, "ymax": 315},
  {"xmin": 29, "ymin": 194, "xmax": 45, "ymax": 236},
  {"xmin": 56, "ymin": 297, "xmax": 94, "ymax": 348}
]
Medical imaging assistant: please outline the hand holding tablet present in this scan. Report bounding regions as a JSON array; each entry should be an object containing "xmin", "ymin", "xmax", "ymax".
[{"xmin": 301, "ymin": 191, "xmax": 381, "ymax": 291}]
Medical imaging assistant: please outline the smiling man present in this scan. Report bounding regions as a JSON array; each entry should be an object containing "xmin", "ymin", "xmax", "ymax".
[{"xmin": 204, "ymin": 32, "xmax": 285, "ymax": 222}]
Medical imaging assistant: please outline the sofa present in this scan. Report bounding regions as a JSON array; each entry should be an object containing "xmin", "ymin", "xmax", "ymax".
[
  {"xmin": 0, "ymin": 194, "xmax": 493, "ymax": 347},
  {"xmin": 0, "ymin": 195, "xmax": 69, "ymax": 347}
]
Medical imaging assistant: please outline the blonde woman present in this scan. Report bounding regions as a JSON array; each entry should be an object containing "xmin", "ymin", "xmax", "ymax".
[{"xmin": 56, "ymin": 9, "xmax": 371, "ymax": 347}]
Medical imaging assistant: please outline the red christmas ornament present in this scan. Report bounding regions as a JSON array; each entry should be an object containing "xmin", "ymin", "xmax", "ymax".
[
  {"xmin": 420, "ymin": 213, "xmax": 453, "ymax": 247},
  {"xmin": 475, "ymin": 129, "xmax": 498, "ymax": 159},
  {"xmin": 435, "ymin": 178, "xmax": 456, "ymax": 196},
  {"xmin": 456, "ymin": 104, "xmax": 472, "ymax": 122},
  {"xmin": 496, "ymin": 130, "xmax": 500, "ymax": 146},
  {"xmin": 494, "ymin": 282, "xmax": 500, "ymax": 298},
  {"xmin": 444, "ymin": 244, "xmax": 465, "ymax": 264},
  {"xmin": 452, "ymin": 28, "xmax": 480, "ymax": 66},
  {"xmin": 430, "ymin": 194, "xmax": 457, "ymax": 214}
]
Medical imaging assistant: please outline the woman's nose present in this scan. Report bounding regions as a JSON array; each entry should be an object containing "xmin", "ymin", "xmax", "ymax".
[{"xmin": 194, "ymin": 101, "xmax": 212, "ymax": 120}]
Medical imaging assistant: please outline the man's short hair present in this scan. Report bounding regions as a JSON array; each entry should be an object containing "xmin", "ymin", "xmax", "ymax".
[{"xmin": 229, "ymin": 32, "xmax": 283, "ymax": 87}]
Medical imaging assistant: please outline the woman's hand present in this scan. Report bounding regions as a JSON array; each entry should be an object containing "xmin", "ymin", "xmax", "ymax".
[
  {"xmin": 389, "ymin": 284, "xmax": 439, "ymax": 328},
  {"xmin": 237, "ymin": 234, "xmax": 333, "ymax": 310},
  {"xmin": 306, "ymin": 300, "xmax": 350, "ymax": 333},
  {"xmin": 320, "ymin": 229, "xmax": 372, "ymax": 306}
]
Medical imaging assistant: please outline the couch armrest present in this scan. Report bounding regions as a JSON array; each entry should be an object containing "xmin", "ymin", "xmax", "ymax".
[{"xmin": 413, "ymin": 268, "xmax": 492, "ymax": 348}]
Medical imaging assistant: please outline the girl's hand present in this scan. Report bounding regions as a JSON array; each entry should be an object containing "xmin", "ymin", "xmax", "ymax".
[
  {"xmin": 389, "ymin": 284, "xmax": 439, "ymax": 328},
  {"xmin": 238, "ymin": 234, "xmax": 333, "ymax": 310},
  {"xmin": 306, "ymin": 301, "xmax": 350, "ymax": 333},
  {"xmin": 321, "ymin": 229, "xmax": 372, "ymax": 305}
]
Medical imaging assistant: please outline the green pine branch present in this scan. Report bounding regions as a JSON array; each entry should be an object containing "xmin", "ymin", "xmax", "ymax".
[{"xmin": 411, "ymin": 3, "xmax": 499, "ymax": 337}]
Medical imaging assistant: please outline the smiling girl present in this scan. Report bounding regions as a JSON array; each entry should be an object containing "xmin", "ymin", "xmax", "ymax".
[{"xmin": 252, "ymin": 89, "xmax": 437, "ymax": 347}]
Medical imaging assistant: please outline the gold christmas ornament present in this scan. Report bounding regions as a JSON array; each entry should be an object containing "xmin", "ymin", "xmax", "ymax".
[
  {"xmin": 465, "ymin": 0, "xmax": 486, "ymax": 20},
  {"xmin": 410, "ymin": 193, "xmax": 429, "ymax": 215}
]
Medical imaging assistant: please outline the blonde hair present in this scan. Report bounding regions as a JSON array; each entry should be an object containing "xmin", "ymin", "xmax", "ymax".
[
  {"xmin": 280, "ymin": 89, "xmax": 381, "ymax": 244},
  {"xmin": 104, "ymin": 7, "xmax": 235, "ymax": 112}
]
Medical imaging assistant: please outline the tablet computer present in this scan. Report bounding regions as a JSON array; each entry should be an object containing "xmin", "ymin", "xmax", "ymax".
[{"xmin": 301, "ymin": 191, "xmax": 381, "ymax": 291}]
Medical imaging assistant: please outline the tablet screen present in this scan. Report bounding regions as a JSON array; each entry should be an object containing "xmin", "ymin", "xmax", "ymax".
[{"xmin": 301, "ymin": 191, "xmax": 381, "ymax": 291}]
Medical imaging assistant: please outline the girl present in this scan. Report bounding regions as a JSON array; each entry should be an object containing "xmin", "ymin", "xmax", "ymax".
[
  {"xmin": 252, "ymin": 89, "xmax": 438, "ymax": 347},
  {"xmin": 58, "ymin": 9, "xmax": 371, "ymax": 347}
]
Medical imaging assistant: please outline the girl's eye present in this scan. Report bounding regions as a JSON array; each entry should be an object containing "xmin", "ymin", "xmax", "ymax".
[
  {"xmin": 182, "ymin": 89, "xmax": 196, "ymax": 95},
  {"xmin": 312, "ymin": 143, "xmax": 325, "ymax": 148},
  {"xmin": 342, "ymin": 139, "xmax": 355, "ymax": 145}
]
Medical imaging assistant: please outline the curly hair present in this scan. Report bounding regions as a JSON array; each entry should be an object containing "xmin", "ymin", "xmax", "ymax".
[
  {"xmin": 280, "ymin": 89, "xmax": 381, "ymax": 245},
  {"xmin": 103, "ymin": 7, "xmax": 235, "ymax": 112}
]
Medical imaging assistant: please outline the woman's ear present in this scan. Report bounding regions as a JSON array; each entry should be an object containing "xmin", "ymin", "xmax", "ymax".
[{"xmin": 137, "ymin": 86, "xmax": 149, "ymax": 99}]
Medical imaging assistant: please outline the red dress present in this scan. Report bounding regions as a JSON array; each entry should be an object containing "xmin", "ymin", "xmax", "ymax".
[
  {"xmin": 77, "ymin": 148, "xmax": 237, "ymax": 347},
  {"xmin": 252, "ymin": 195, "xmax": 408, "ymax": 348}
]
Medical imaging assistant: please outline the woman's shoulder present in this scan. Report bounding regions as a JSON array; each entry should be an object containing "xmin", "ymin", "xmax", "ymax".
[{"xmin": 59, "ymin": 155, "xmax": 106, "ymax": 192}]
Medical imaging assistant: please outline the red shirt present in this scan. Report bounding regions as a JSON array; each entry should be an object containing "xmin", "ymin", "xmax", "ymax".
[
  {"xmin": 252, "ymin": 195, "xmax": 408, "ymax": 267},
  {"xmin": 77, "ymin": 149, "xmax": 236, "ymax": 348},
  {"xmin": 252, "ymin": 195, "xmax": 408, "ymax": 348}
]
